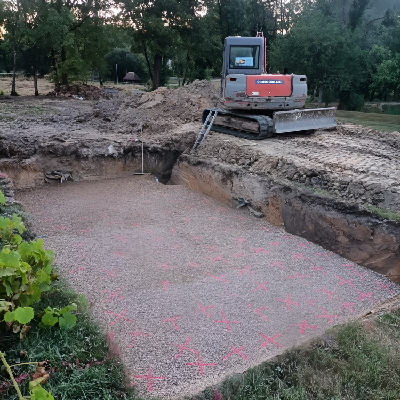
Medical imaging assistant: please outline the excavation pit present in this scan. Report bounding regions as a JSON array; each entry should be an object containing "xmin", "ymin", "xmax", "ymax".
[{"xmin": 1, "ymin": 81, "xmax": 400, "ymax": 397}]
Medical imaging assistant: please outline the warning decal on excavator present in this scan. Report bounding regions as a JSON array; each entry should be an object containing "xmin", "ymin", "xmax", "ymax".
[{"xmin": 255, "ymin": 80, "xmax": 284, "ymax": 84}]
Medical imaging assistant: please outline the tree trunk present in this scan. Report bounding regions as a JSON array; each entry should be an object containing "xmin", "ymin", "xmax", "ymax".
[
  {"xmin": 318, "ymin": 87, "xmax": 323, "ymax": 108},
  {"xmin": 61, "ymin": 46, "xmax": 68, "ymax": 85},
  {"xmin": 11, "ymin": 50, "xmax": 18, "ymax": 96},
  {"xmin": 99, "ymin": 73, "xmax": 103, "ymax": 86},
  {"xmin": 152, "ymin": 54, "xmax": 162, "ymax": 90},
  {"xmin": 182, "ymin": 52, "xmax": 190, "ymax": 86},
  {"xmin": 142, "ymin": 40, "xmax": 153, "ymax": 83},
  {"xmin": 34, "ymin": 70, "xmax": 38, "ymax": 96}
]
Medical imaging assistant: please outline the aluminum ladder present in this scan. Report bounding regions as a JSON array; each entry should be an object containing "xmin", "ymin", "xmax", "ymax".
[{"xmin": 192, "ymin": 109, "xmax": 218, "ymax": 150}]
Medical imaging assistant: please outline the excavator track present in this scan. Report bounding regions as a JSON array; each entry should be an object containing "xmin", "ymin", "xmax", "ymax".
[
  {"xmin": 202, "ymin": 107, "xmax": 337, "ymax": 140},
  {"xmin": 202, "ymin": 108, "xmax": 274, "ymax": 140}
]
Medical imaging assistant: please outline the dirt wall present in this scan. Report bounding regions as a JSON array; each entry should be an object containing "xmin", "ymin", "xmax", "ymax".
[{"xmin": 171, "ymin": 155, "xmax": 400, "ymax": 283}]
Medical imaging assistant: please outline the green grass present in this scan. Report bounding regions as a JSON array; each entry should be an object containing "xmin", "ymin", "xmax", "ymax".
[
  {"xmin": 382, "ymin": 104, "xmax": 400, "ymax": 116},
  {"xmin": 0, "ymin": 280, "xmax": 138, "ymax": 400},
  {"xmin": 365, "ymin": 204, "xmax": 400, "ymax": 223},
  {"xmin": 335, "ymin": 110, "xmax": 400, "ymax": 133},
  {"xmin": 192, "ymin": 309, "xmax": 400, "ymax": 400}
]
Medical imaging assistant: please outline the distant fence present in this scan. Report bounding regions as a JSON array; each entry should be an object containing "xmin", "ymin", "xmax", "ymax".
[{"xmin": 0, "ymin": 72, "xmax": 26, "ymax": 78}]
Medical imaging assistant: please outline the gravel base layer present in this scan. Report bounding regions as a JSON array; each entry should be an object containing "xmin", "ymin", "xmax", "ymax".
[{"xmin": 16, "ymin": 176, "xmax": 400, "ymax": 399}]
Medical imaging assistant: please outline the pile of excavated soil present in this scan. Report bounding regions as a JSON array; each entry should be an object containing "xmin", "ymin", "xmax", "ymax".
[
  {"xmin": 48, "ymin": 84, "xmax": 109, "ymax": 100},
  {"xmin": 91, "ymin": 80, "xmax": 220, "ymax": 147}
]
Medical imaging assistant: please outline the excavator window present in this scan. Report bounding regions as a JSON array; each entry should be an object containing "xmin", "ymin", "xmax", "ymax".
[{"xmin": 229, "ymin": 45, "xmax": 260, "ymax": 69}]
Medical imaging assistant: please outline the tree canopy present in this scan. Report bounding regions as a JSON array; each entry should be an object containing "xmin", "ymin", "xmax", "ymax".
[{"xmin": 0, "ymin": 0, "xmax": 399, "ymax": 106}]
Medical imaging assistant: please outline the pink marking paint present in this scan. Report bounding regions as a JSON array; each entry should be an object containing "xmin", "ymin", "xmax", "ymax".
[
  {"xmin": 270, "ymin": 261, "xmax": 285, "ymax": 269},
  {"xmin": 101, "ymin": 269, "xmax": 118, "ymax": 279},
  {"xmin": 253, "ymin": 306, "xmax": 269, "ymax": 321},
  {"xmin": 236, "ymin": 237, "xmax": 245, "ymax": 245},
  {"xmin": 287, "ymin": 273, "xmax": 311, "ymax": 284},
  {"xmin": 116, "ymin": 236, "xmax": 129, "ymax": 243},
  {"xmin": 206, "ymin": 273, "xmax": 230, "ymax": 283},
  {"xmin": 134, "ymin": 366, "xmax": 165, "ymax": 392},
  {"xmin": 170, "ymin": 228, "xmax": 177, "ymax": 233},
  {"xmin": 276, "ymin": 295, "xmax": 299, "ymax": 311},
  {"xmin": 197, "ymin": 301, "xmax": 215, "ymax": 317},
  {"xmin": 312, "ymin": 266, "xmax": 327, "ymax": 275},
  {"xmin": 238, "ymin": 216, "xmax": 246, "ymax": 220},
  {"xmin": 270, "ymin": 241, "xmax": 279, "ymax": 246},
  {"xmin": 223, "ymin": 346, "xmax": 248, "ymax": 360},
  {"xmin": 235, "ymin": 252, "xmax": 244, "ymax": 258},
  {"xmin": 293, "ymin": 253, "xmax": 307, "ymax": 260},
  {"xmin": 111, "ymin": 251, "xmax": 127, "ymax": 258},
  {"xmin": 253, "ymin": 247, "xmax": 268, "ymax": 254},
  {"xmin": 211, "ymin": 255, "xmax": 227, "ymax": 262},
  {"xmin": 131, "ymin": 223, "xmax": 141, "ymax": 227},
  {"xmin": 308, "ymin": 299, "xmax": 316, "ymax": 307},
  {"xmin": 214, "ymin": 311, "xmax": 241, "ymax": 331},
  {"xmin": 260, "ymin": 225, "xmax": 270, "ymax": 231},
  {"xmin": 315, "ymin": 286, "xmax": 337, "ymax": 300},
  {"xmin": 292, "ymin": 320, "xmax": 317, "ymax": 334},
  {"xmin": 355, "ymin": 289, "xmax": 373, "ymax": 301},
  {"xmin": 162, "ymin": 263, "xmax": 177, "ymax": 271},
  {"xmin": 341, "ymin": 303, "xmax": 355, "ymax": 312},
  {"xmin": 80, "ymin": 229, "xmax": 89, "ymax": 234},
  {"xmin": 186, "ymin": 355, "xmax": 217, "ymax": 376},
  {"xmin": 189, "ymin": 262, "xmax": 201, "ymax": 268},
  {"xmin": 103, "ymin": 287, "xmax": 124, "ymax": 303},
  {"xmin": 316, "ymin": 307, "xmax": 338, "ymax": 324},
  {"xmin": 106, "ymin": 309, "xmax": 133, "ymax": 326},
  {"xmin": 56, "ymin": 225, "xmax": 66, "ymax": 231},
  {"xmin": 375, "ymin": 281, "xmax": 394, "ymax": 294},
  {"xmin": 253, "ymin": 281, "xmax": 269, "ymax": 292},
  {"xmin": 161, "ymin": 316, "xmax": 182, "ymax": 330},
  {"xmin": 127, "ymin": 330, "xmax": 151, "ymax": 347},
  {"xmin": 173, "ymin": 336, "xmax": 199, "ymax": 358},
  {"xmin": 69, "ymin": 266, "xmax": 84, "ymax": 274},
  {"xmin": 335, "ymin": 276, "xmax": 355, "ymax": 288},
  {"xmin": 159, "ymin": 280, "xmax": 170, "ymax": 291},
  {"xmin": 259, "ymin": 333, "xmax": 283, "ymax": 348},
  {"xmin": 236, "ymin": 265, "xmax": 255, "ymax": 276}
]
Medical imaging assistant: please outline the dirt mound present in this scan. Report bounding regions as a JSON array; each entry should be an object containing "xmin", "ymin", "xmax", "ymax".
[
  {"xmin": 106, "ymin": 80, "xmax": 221, "ymax": 144},
  {"xmin": 48, "ymin": 84, "xmax": 109, "ymax": 100}
]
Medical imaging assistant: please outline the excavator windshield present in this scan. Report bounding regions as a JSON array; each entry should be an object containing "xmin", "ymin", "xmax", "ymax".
[{"xmin": 229, "ymin": 45, "xmax": 260, "ymax": 69}]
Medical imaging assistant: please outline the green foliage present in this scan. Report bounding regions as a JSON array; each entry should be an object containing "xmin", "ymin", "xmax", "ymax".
[
  {"xmin": 0, "ymin": 90, "xmax": 4, "ymax": 95},
  {"xmin": 0, "ymin": 189, "xmax": 77, "ymax": 337},
  {"xmin": 30, "ymin": 384, "xmax": 55, "ymax": 400},
  {"xmin": 105, "ymin": 48, "xmax": 149, "ymax": 83},
  {"xmin": 39, "ymin": 303, "xmax": 77, "ymax": 329}
]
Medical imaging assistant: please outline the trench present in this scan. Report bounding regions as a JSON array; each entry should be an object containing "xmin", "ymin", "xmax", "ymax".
[{"xmin": 2, "ymin": 141, "xmax": 400, "ymax": 284}]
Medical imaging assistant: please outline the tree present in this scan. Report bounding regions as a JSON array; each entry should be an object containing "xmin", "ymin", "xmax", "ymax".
[
  {"xmin": 122, "ymin": 0, "xmax": 196, "ymax": 90},
  {"xmin": 0, "ymin": 0, "xmax": 31, "ymax": 95},
  {"xmin": 270, "ymin": 9, "xmax": 368, "ymax": 109}
]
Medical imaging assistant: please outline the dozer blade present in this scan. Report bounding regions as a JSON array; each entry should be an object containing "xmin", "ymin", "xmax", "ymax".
[{"xmin": 273, "ymin": 107, "xmax": 336, "ymax": 134}]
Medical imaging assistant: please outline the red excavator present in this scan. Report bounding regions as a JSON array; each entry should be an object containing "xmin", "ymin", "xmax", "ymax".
[{"xmin": 201, "ymin": 33, "xmax": 336, "ymax": 140}]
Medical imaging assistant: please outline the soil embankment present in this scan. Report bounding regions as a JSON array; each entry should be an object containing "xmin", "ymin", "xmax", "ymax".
[{"xmin": 0, "ymin": 80, "xmax": 399, "ymax": 281}]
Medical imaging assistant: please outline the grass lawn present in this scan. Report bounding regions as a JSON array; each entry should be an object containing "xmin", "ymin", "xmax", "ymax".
[
  {"xmin": 192, "ymin": 306, "xmax": 400, "ymax": 400},
  {"xmin": 335, "ymin": 110, "xmax": 400, "ymax": 133}
]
